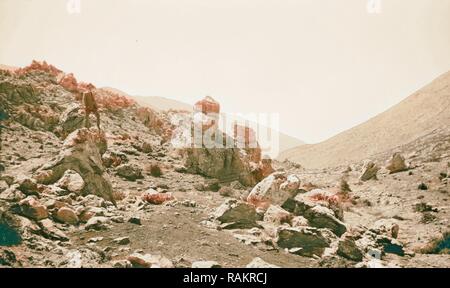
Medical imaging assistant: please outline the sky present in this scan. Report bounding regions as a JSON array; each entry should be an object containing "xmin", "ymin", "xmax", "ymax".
[{"xmin": 1, "ymin": 0, "xmax": 450, "ymax": 143}]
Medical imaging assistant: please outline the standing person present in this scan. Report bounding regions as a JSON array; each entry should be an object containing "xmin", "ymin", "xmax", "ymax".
[{"xmin": 82, "ymin": 85, "xmax": 101, "ymax": 130}]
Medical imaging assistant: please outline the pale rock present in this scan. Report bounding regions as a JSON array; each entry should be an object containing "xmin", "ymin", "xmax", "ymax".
[{"xmin": 56, "ymin": 170, "xmax": 85, "ymax": 193}]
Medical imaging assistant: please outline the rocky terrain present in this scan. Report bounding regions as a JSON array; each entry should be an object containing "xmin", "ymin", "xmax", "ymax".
[{"xmin": 0, "ymin": 61, "xmax": 449, "ymax": 268}]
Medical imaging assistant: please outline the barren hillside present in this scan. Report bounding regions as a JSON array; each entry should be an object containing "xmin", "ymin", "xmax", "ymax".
[{"xmin": 279, "ymin": 71, "xmax": 450, "ymax": 169}]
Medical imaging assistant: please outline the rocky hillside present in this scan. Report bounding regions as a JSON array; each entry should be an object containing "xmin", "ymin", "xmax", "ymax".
[
  {"xmin": 0, "ymin": 61, "xmax": 448, "ymax": 268},
  {"xmin": 279, "ymin": 71, "xmax": 450, "ymax": 169}
]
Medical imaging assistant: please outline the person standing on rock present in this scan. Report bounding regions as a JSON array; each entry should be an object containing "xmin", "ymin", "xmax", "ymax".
[{"xmin": 82, "ymin": 84, "xmax": 101, "ymax": 130}]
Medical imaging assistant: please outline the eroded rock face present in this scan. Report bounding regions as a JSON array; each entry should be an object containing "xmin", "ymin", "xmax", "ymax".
[
  {"xmin": 213, "ymin": 199, "xmax": 260, "ymax": 229},
  {"xmin": 276, "ymin": 227, "xmax": 335, "ymax": 257},
  {"xmin": 386, "ymin": 153, "xmax": 408, "ymax": 174},
  {"xmin": 57, "ymin": 103, "xmax": 85, "ymax": 138},
  {"xmin": 34, "ymin": 128, "xmax": 115, "ymax": 204}
]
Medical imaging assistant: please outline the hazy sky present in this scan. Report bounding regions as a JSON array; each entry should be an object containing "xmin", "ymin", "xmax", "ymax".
[{"xmin": 1, "ymin": 0, "xmax": 450, "ymax": 143}]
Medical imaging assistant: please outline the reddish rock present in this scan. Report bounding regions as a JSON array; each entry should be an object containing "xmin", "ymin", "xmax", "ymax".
[
  {"xmin": 59, "ymin": 73, "xmax": 79, "ymax": 92},
  {"xmin": 194, "ymin": 96, "xmax": 220, "ymax": 114},
  {"xmin": 56, "ymin": 207, "xmax": 79, "ymax": 225},
  {"xmin": 141, "ymin": 189, "xmax": 174, "ymax": 205},
  {"xmin": 18, "ymin": 197, "xmax": 48, "ymax": 220}
]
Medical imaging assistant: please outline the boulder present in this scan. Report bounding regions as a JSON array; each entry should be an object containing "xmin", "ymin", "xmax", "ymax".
[
  {"xmin": 56, "ymin": 170, "xmax": 85, "ymax": 194},
  {"xmin": 263, "ymin": 205, "xmax": 292, "ymax": 225},
  {"xmin": 113, "ymin": 237, "xmax": 130, "ymax": 245},
  {"xmin": 213, "ymin": 199, "xmax": 260, "ymax": 229},
  {"xmin": 34, "ymin": 128, "xmax": 115, "ymax": 204},
  {"xmin": 247, "ymin": 172, "xmax": 299, "ymax": 210},
  {"xmin": 85, "ymin": 216, "xmax": 110, "ymax": 231},
  {"xmin": 55, "ymin": 207, "xmax": 79, "ymax": 225},
  {"xmin": 116, "ymin": 164, "xmax": 143, "ymax": 181},
  {"xmin": 283, "ymin": 189, "xmax": 344, "ymax": 221},
  {"xmin": 337, "ymin": 235, "xmax": 364, "ymax": 262},
  {"xmin": 276, "ymin": 227, "xmax": 335, "ymax": 257},
  {"xmin": 192, "ymin": 261, "xmax": 221, "ymax": 268},
  {"xmin": 16, "ymin": 196, "xmax": 48, "ymax": 220},
  {"xmin": 141, "ymin": 189, "xmax": 174, "ymax": 205},
  {"xmin": 102, "ymin": 150, "xmax": 128, "ymax": 168},
  {"xmin": 245, "ymin": 257, "xmax": 279, "ymax": 268},
  {"xmin": 39, "ymin": 219, "xmax": 69, "ymax": 241},
  {"xmin": 386, "ymin": 153, "xmax": 408, "ymax": 174},
  {"xmin": 0, "ymin": 185, "xmax": 26, "ymax": 202},
  {"xmin": 304, "ymin": 206, "xmax": 347, "ymax": 237},
  {"xmin": 359, "ymin": 160, "xmax": 380, "ymax": 181},
  {"xmin": 128, "ymin": 253, "xmax": 173, "ymax": 268},
  {"xmin": 15, "ymin": 175, "xmax": 39, "ymax": 196}
]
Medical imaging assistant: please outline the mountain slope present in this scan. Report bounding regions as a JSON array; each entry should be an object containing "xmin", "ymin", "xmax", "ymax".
[{"xmin": 279, "ymin": 71, "xmax": 450, "ymax": 168}]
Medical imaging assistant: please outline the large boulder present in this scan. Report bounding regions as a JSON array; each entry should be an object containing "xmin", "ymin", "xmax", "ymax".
[
  {"xmin": 34, "ymin": 128, "xmax": 115, "ymax": 204},
  {"xmin": 282, "ymin": 189, "xmax": 346, "ymax": 236},
  {"xmin": 304, "ymin": 206, "xmax": 347, "ymax": 237},
  {"xmin": 385, "ymin": 153, "xmax": 408, "ymax": 174},
  {"xmin": 213, "ymin": 199, "xmax": 261, "ymax": 229},
  {"xmin": 247, "ymin": 172, "xmax": 299, "ymax": 210},
  {"xmin": 359, "ymin": 160, "xmax": 380, "ymax": 181},
  {"xmin": 276, "ymin": 227, "xmax": 335, "ymax": 257}
]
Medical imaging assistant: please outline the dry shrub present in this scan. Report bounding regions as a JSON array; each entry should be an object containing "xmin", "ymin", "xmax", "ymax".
[
  {"xmin": 148, "ymin": 163, "xmax": 162, "ymax": 177},
  {"xmin": 417, "ymin": 232, "xmax": 450, "ymax": 255},
  {"xmin": 112, "ymin": 190, "xmax": 127, "ymax": 202}
]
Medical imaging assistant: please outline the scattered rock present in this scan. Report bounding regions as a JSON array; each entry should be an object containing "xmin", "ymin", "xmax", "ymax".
[
  {"xmin": 55, "ymin": 207, "xmax": 79, "ymax": 225},
  {"xmin": 191, "ymin": 260, "xmax": 221, "ymax": 268},
  {"xmin": 85, "ymin": 216, "xmax": 110, "ymax": 231},
  {"xmin": 116, "ymin": 164, "xmax": 143, "ymax": 181},
  {"xmin": 141, "ymin": 189, "xmax": 174, "ymax": 205},
  {"xmin": 213, "ymin": 199, "xmax": 260, "ymax": 229},
  {"xmin": 127, "ymin": 253, "xmax": 173, "ymax": 268},
  {"xmin": 337, "ymin": 235, "xmax": 363, "ymax": 262},
  {"xmin": 113, "ymin": 237, "xmax": 130, "ymax": 245},
  {"xmin": 263, "ymin": 205, "xmax": 292, "ymax": 225},
  {"xmin": 56, "ymin": 170, "xmax": 85, "ymax": 194},
  {"xmin": 128, "ymin": 216, "xmax": 141, "ymax": 225},
  {"xmin": 245, "ymin": 257, "xmax": 279, "ymax": 268},
  {"xmin": 276, "ymin": 227, "xmax": 335, "ymax": 257},
  {"xmin": 16, "ymin": 196, "xmax": 48, "ymax": 220}
]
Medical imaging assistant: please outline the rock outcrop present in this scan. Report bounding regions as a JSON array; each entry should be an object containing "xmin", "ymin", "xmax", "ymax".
[{"xmin": 34, "ymin": 128, "xmax": 115, "ymax": 204}]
